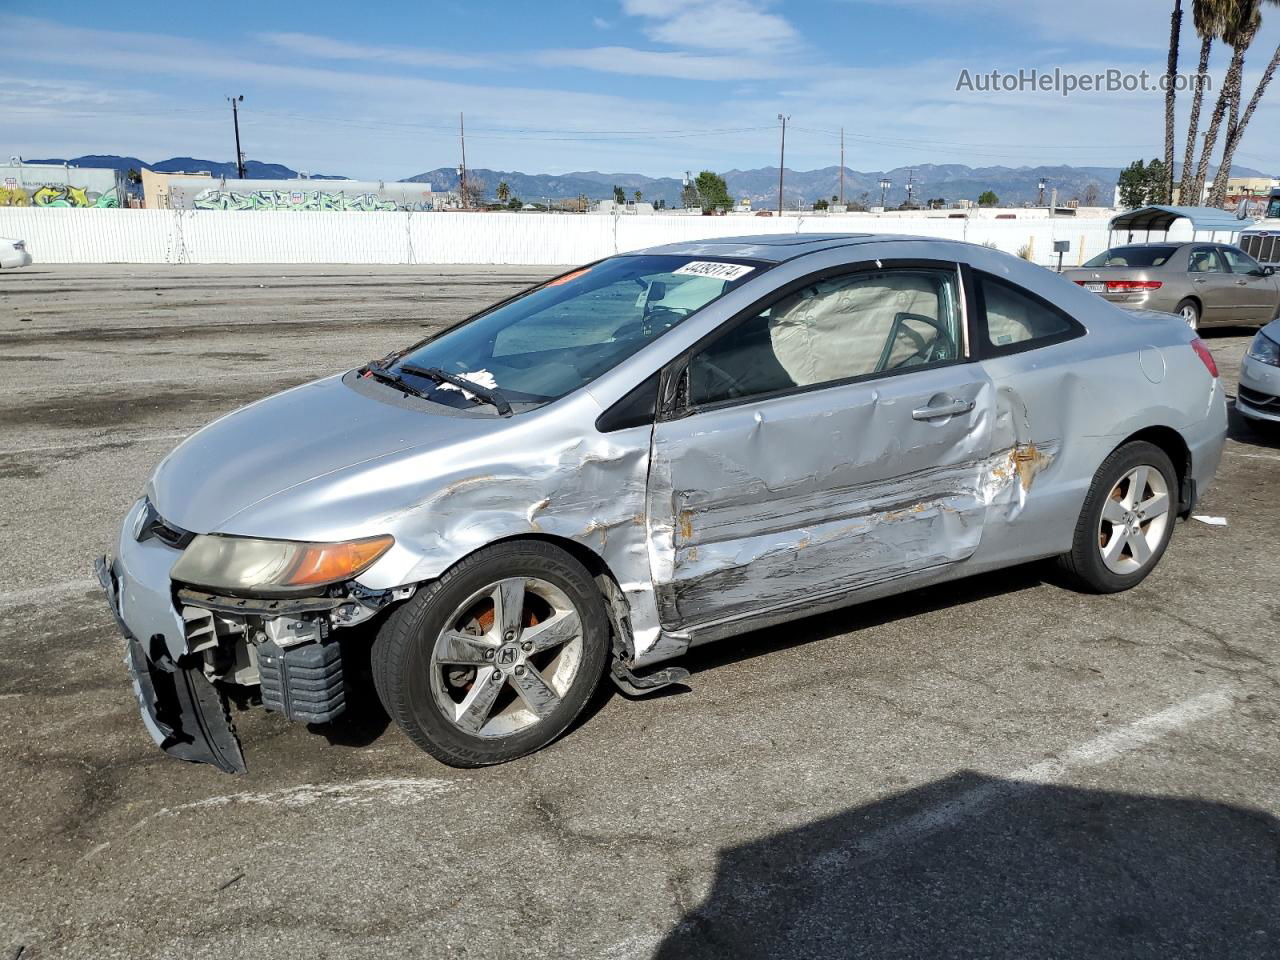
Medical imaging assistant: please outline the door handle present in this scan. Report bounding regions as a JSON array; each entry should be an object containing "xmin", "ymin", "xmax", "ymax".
[
  {"xmin": 1236, "ymin": 279, "xmax": 1248, "ymax": 286},
  {"xmin": 1193, "ymin": 278, "xmax": 1207, "ymax": 284},
  {"xmin": 912, "ymin": 398, "xmax": 974, "ymax": 420}
]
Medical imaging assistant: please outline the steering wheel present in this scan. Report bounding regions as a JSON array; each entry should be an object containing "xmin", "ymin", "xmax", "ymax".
[
  {"xmin": 875, "ymin": 312, "xmax": 955, "ymax": 372},
  {"xmin": 690, "ymin": 355, "xmax": 748, "ymax": 402}
]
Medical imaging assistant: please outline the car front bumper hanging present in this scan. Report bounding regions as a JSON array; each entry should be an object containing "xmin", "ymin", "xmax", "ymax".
[{"xmin": 96, "ymin": 555, "xmax": 246, "ymax": 774}]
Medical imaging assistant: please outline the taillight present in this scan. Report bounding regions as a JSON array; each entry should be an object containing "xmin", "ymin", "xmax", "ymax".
[
  {"xmin": 1106, "ymin": 280, "xmax": 1162, "ymax": 292},
  {"xmin": 1191, "ymin": 338, "xmax": 1218, "ymax": 378}
]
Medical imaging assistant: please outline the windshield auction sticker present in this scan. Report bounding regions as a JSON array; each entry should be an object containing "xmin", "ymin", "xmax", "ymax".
[{"xmin": 673, "ymin": 261, "xmax": 756, "ymax": 281}]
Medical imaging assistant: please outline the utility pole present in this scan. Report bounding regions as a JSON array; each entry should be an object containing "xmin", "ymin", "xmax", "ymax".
[
  {"xmin": 227, "ymin": 95, "xmax": 246, "ymax": 179},
  {"xmin": 777, "ymin": 114, "xmax": 789, "ymax": 216},
  {"xmin": 905, "ymin": 168, "xmax": 916, "ymax": 209},
  {"xmin": 839, "ymin": 127, "xmax": 844, "ymax": 207},
  {"xmin": 1038, "ymin": 177, "xmax": 1047, "ymax": 207},
  {"xmin": 458, "ymin": 112, "xmax": 469, "ymax": 210}
]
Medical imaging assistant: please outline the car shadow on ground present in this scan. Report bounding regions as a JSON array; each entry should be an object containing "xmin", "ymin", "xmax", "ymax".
[
  {"xmin": 653, "ymin": 772, "xmax": 1280, "ymax": 959},
  {"xmin": 1228, "ymin": 401, "xmax": 1280, "ymax": 450}
]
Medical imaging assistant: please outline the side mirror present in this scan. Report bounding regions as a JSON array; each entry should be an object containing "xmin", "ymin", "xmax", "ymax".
[{"xmin": 1263, "ymin": 266, "xmax": 1276, "ymax": 277}]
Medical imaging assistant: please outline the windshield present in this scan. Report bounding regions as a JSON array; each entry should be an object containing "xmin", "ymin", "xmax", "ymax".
[
  {"xmin": 380, "ymin": 254, "xmax": 761, "ymax": 412},
  {"xmin": 1268, "ymin": 197, "xmax": 1280, "ymax": 219},
  {"xmin": 1083, "ymin": 246, "xmax": 1180, "ymax": 268}
]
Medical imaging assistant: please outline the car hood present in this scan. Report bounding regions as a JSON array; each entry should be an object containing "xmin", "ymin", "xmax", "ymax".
[{"xmin": 149, "ymin": 373, "xmax": 505, "ymax": 533}]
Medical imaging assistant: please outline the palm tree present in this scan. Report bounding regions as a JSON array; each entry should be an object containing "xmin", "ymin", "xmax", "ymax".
[
  {"xmin": 1164, "ymin": 0, "xmax": 1183, "ymax": 204},
  {"xmin": 1208, "ymin": 1, "xmax": 1280, "ymax": 205},
  {"xmin": 1178, "ymin": 1, "xmax": 1227, "ymax": 201},
  {"xmin": 634, "ymin": 190, "xmax": 642, "ymax": 202},
  {"xmin": 1190, "ymin": 0, "xmax": 1262, "ymax": 203},
  {"xmin": 496, "ymin": 181, "xmax": 511, "ymax": 204}
]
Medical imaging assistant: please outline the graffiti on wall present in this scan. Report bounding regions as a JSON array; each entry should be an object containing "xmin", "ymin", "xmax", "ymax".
[
  {"xmin": 191, "ymin": 188, "xmax": 416, "ymax": 212},
  {"xmin": 0, "ymin": 183, "xmax": 121, "ymax": 208}
]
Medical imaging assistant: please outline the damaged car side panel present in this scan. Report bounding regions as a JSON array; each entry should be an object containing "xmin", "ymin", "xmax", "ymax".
[{"xmin": 647, "ymin": 367, "xmax": 998, "ymax": 632}]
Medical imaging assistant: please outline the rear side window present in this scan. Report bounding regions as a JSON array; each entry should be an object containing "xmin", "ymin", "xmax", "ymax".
[
  {"xmin": 1189, "ymin": 248, "xmax": 1226, "ymax": 273},
  {"xmin": 978, "ymin": 274, "xmax": 1081, "ymax": 353}
]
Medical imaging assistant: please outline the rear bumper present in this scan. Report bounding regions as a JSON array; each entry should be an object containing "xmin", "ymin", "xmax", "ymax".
[
  {"xmin": 96, "ymin": 553, "xmax": 246, "ymax": 773},
  {"xmin": 1181, "ymin": 379, "xmax": 1229, "ymax": 514}
]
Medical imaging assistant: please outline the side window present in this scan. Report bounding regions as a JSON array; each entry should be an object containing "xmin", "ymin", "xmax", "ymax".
[
  {"xmin": 1220, "ymin": 247, "xmax": 1261, "ymax": 274},
  {"xmin": 979, "ymin": 274, "xmax": 1078, "ymax": 350},
  {"xmin": 688, "ymin": 267, "xmax": 963, "ymax": 407},
  {"xmin": 1188, "ymin": 248, "xmax": 1225, "ymax": 274}
]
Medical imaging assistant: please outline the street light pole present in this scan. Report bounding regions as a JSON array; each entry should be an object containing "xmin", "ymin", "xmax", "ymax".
[
  {"xmin": 227, "ymin": 95, "xmax": 245, "ymax": 178},
  {"xmin": 777, "ymin": 114, "xmax": 789, "ymax": 216},
  {"xmin": 458, "ymin": 112, "xmax": 469, "ymax": 210}
]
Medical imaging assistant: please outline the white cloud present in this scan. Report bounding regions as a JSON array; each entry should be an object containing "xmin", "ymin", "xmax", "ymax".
[
  {"xmin": 621, "ymin": 0, "xmax": 799, "ymax": 54},
  {"xmin": 532, "ymin": 46, "xmax": 791, "ymax": 80},
  {"xmin": 257, "ymin": 32, "xmax": 499, "ymax": 70}
]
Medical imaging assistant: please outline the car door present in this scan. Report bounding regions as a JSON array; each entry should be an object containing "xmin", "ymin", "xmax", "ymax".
[
  {"xmin": 645, "ymin": 261, "xmax": 995, "ymax": 633},
  {"xmin": 1186, "ymin": 247, "xmax": 1234, "ymax": 323},
  {"xmin": 1219, "ymin": 245, "xmax": 1278, "ymax": 323}
]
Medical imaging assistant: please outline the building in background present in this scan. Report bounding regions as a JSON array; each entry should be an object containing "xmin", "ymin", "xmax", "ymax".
[
  {"xmin": 140, "ymin": 169, "xmax": 211, "ymax": 210},
  {"xmin": 0, "ymin": 159, "xmax": 127, "ymax": 208},
  {"xmin": 146, "ymin": 172, "xmax": 451, "ymax": 212}
]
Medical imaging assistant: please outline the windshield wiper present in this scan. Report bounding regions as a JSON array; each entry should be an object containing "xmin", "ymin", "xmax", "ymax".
[
  {"xmin": 402, "ymin": 364, "xmax": 514, "ymax": 417},
  {"xmin": 363, "ymin": 364, "xmax": 431, "ymax": 400}
]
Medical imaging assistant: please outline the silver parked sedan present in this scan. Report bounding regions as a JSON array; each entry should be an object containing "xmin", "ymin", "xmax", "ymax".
[
  {"xmin": 97, "ymin": 234, "xmax": 1227, "ymax": 772},
  {"xmin": 1062, "ymin": 242, "xmax": 1280, "ymax": 330},
  {"xmin": 1238, "ymin": 318, "xmax": 1280, "ymax": 424}
]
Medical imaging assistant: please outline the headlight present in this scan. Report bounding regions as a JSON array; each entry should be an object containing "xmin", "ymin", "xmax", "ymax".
[
  {"xmin": 1247, "ymin": 331, "xmax": 1280, "ymax": 367},
  {"xmin": 171, "ymin": 534, "xmax": 394, "ymax": 595}
]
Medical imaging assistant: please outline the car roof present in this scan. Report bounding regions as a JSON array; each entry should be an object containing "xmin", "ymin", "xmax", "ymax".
[{"xmin": 632, "ymin": 232, "xmax": 914, "ymax": 263}]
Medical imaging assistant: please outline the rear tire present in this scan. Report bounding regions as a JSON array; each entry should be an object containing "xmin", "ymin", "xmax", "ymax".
[
  {"xmin": 1057, "ymin": 441, "xmax": 1178, "ymax": 593},
  {"xmin": 1175, "ymin": 298, "xmax": 1200, "ymax": 330},
  {"xmin": 372, "ymin": 540, "xmax": 610, "ymax": 767}
]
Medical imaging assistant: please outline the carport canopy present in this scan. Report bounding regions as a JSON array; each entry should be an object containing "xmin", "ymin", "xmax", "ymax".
[{"xmin": 1109, "ymin": 205, "xmax": 1252, "ymax": 240}]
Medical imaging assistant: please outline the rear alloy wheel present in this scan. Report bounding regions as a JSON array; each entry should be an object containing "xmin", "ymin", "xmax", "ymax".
[
  {"xmin": 373, "ymin": 541, "xmax": 610, "ymax": 767},
  {"xmin": 1057, "ymin": 441, "xmax": 1178, "ymax": 593},
  {"xmin": 1175, "ymin": 298, "xmax": 1200, "ymax": 330}
]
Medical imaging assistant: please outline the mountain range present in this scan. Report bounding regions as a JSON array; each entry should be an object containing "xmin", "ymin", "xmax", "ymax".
[
  {"xmin": 27, "ymin": 156, "xmax": 348, "ymax": 181},
  {"xmin": 26, "ymin": 155, "xmax": 1266, "ymax": 207}
]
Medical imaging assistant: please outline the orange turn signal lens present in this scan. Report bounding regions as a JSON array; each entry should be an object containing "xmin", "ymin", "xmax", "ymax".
[{"xmin": 283, "ymin": 535, "xmax": 395, "ymax": 587}]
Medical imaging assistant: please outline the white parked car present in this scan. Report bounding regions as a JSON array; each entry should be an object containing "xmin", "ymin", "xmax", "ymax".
[{"xmin": 0, "ymin": 238, "xmax": 31, "ymax": 269}]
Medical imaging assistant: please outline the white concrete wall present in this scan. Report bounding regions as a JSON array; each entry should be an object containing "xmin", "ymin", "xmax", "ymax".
[{"xmin": 0, "ymin": 207, "xmax": 1126, "ymax": 267}]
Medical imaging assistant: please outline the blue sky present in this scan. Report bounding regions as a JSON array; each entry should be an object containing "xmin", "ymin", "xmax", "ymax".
[{"xmin": 4, "ymin": 0, "xmax": 1279, "ymax": 179}]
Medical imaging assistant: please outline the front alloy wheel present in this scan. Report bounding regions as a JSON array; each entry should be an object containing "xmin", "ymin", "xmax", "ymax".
[
  {"xmin": 430, "ymin": 577, "xmax": 584, "ymax": 738},
  {"xmin": 373, "ymin": 541, "xmax": 610, "ymax": 767}
]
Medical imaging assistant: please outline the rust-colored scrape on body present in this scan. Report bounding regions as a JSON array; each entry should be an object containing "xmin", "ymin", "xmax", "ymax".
[
  {"xmin": 1011, "ymin": 444, "xmax": 1052, "ymax": 491},
  {"xmin": 678, "ymin": 510, "xmax": 694, "ymax": 542}
]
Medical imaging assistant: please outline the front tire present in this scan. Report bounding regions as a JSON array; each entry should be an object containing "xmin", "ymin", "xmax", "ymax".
[
  {"xmin": 1057, "ymin": 441, "xmax": 1178, "ymax": 593},
  {"xmin": 372, "ymin": 541, "xmax": 610, "ymax": 767}
]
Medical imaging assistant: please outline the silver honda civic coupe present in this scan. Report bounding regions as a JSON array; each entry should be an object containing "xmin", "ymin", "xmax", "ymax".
[{"xmin": 97, "ymin": 234, "xmax": 1227, "ymax": 773}]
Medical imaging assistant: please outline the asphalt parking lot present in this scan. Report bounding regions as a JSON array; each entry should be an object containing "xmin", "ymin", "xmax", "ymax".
[{"xmin": 2, "ymin": 263, "xmax": 1278, "ymax": 959}]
